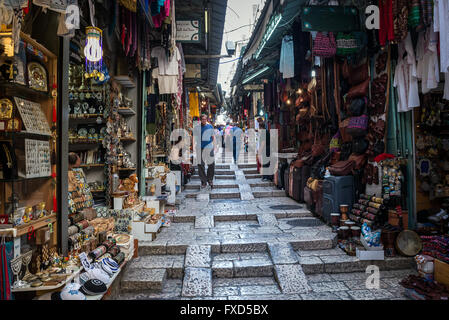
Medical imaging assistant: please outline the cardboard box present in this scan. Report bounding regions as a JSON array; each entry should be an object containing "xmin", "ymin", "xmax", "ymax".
[
  {"xmin": 434, "ymin": 259, "xmax": 449, "ymax": 290},
  {"xmin": 356, "ymin": 248, "xmax": 385, "ymax": 260}
]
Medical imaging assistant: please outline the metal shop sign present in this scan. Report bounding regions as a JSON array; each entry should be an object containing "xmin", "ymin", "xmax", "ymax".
[{"xmin": 176, "ymin": 20, "xmax": 201, "ymax": 43}]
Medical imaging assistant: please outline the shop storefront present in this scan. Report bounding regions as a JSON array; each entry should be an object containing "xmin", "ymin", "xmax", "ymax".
[
  {"xmin": 0, "ymin": 0, "xmax": 199, "ymax": 300},
  {"xmin": 230, "ymin": 0, "xmax": 449, "ymax": 298}
]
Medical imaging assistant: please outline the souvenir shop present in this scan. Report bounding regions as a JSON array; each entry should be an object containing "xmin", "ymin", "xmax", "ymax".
[
  {"xmin": 232, "ymin": 0, "xmax": 449, "ymax": 299},
  {"xmin": 0, "ymin": 0, "xmax": 184, "ymax": 300}
]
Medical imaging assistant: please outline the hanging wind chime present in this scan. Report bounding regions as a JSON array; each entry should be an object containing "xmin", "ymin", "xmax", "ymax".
[{"xmin": 84, "ymin": 26, "xmax": 104, "ymax": 82}]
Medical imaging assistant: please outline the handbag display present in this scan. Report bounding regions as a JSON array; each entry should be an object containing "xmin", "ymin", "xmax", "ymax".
[
  {"xmin": 339, "ymin": 118, "xmax": 353, "ymax": 143},
  {"xmin": 346, "ymin": 115, "xmax": 368, "ymax": 137},
  {"xmin": 328, "ymin": 160, "xmax": 355, "ymax": 176},
  {"xmin": 336, "ymin": 32, "xmax": 358, "ymax": 56},
  {"xmin": 348, "ymin": 97, "xmax": 368, "ymax": 116},
  {"xmin": 312, "ymin": 32, "xmax": 336, "ymax": 58},
  {"xmin": 352, "ymin": 138, "xmax": 369, "ymax": 154},
  {"xmin": 348, "ymin": 63, "xmax": 369, "ymax": 86},
  {"xmin": 348, "ymin": 153, "xmax": 367, "ymax": 170},
  {"xmin": 346, "ymin": 79, "xmax": 369, "ymax": 99}
]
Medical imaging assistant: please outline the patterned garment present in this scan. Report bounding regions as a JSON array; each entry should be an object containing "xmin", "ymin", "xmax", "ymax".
[
  {"xmin": 420, "ymin": 0, "xmax": 434, "ymax": 27},
  {"xmin": 408, "ymin": 0, "xmax": 421, "ymax": 28},
  {"xmin": 393, "ymin": 0, "xmax": 409, "ymax": 42}
]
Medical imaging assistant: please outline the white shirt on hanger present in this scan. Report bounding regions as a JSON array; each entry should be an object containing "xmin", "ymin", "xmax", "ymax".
[
  {"xmin": 393, "ymin": 33, "xmax": 420, "ymax": 112},
  {"xmin": 151, "ymin": 46, "xmax": 181, "ymax": 76},
  {"xmin": 152, "ymin": 68, "xmax": 178, "ymax": 94},
  {"xmin": 416, "ymin": 29, "xmax": 440, "ymax": 94}
]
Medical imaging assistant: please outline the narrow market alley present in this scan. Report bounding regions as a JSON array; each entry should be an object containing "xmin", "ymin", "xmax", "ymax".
[{"xmin": 116, "ymin": 149, "xmax": 416, "ymax": 300}]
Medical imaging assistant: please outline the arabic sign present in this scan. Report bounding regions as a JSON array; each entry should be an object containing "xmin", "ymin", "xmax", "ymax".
[{"xmin": 176, "ymin": 20, "xmax": 201, "ymax": 43}]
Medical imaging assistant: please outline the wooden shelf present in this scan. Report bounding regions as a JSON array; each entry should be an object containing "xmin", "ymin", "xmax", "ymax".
[
  {"xmin": 117, "ymin": 108, "xmax": 136, "ymax": 116},
  {"xmin": 0, "ymin": 213, "xmax": 57, "ymax": 238},
  {"xmin": 15, "ymin": 266, "xmax": 82, "ymax": 293},
  {"xmin": 0, "ymin": 176, "xmax": 52, "ymax": 183},
  {"xmin": 118, "ymin": 167, "xmax": 136, "ymax": 171},
  {"xmin": 113, "ymin": 76, "xmax": 136, "ymax": 88},
  {"xmin": 69, "ymin": 139, "xmax": 103, "ymax": 145},
  {"xmin": 0, "ymin": 131, "xmax": 52, "ymax": 139},
  {"xmin": 120, "ymin": 137, "xmax": 136, "ymax": 143},
  {"xmin": 79, "ymin": 163, "xmax": 105, "ymax": 168},
  {"xmin": 0, "ymin": 81, "xmax": 52, "ymax": 100}
]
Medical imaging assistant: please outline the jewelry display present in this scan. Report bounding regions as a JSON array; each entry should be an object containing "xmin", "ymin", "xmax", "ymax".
[
  {"xmin": 25, "ymin": 139, "xmax": 51, "ymax": 178},
  {"xmin": 14, "ymin": 97, "xmax": 51, "ymax": 135}
]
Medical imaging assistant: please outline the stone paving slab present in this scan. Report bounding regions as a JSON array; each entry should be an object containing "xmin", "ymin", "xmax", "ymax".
[
  {"xmin": 268, "ymin": 243, "xmax": 298, "ymax": 264},
  {"xmin": 185, "ymin": 245, "xmax": 211, "ymax": 268},
  {"xmin": 121, "ymin": 268, "xmax": 166, "ymax": 292},
  {"xmin": 195, "ymin": 216, "xmax": 214, "ymax": 229},
  {"xmin": 274, "ymin": 264, "xmax": 312, "ymax": 294},
  {"xmin": 240, "ymin": 285, "xmax": 281, "ymax": 295},
  {"xmin": 309, "ymin": 281, "xmax": 350, "ymax": 292},
  {"xmin": 257, "ymin": 214, "xmax": 278, "ymax": 226},
  {"xmin": 212, "ymin": 261, "xmax": 234, "ymax": 278},
  {"xmin": 181, "ymin": 267, "xmax": 213, "ymax": 297},
  {"xmin": 127, "ymin": 255, "xmax": 184, "ymax": 270}
]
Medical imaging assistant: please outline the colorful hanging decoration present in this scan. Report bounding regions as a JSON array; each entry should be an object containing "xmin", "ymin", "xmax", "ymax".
[{"xmin": 84, "ymin": 26, "xmax": 104, "ymax": 81}]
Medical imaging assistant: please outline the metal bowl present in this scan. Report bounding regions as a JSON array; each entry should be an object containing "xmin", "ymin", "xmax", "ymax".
[{"xmin": 395, "ymin": 230, "xmax": 422, "ymax": 256}]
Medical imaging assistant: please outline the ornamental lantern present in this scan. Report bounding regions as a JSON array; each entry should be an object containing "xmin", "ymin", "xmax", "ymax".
[{"xmin": 84, "ymin": 26, "xmax": 103, "ymax": 77}]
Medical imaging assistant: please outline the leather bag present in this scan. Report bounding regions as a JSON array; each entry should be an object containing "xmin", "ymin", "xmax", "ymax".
[
  {"xmin": 312, "ymin": 32, "xmax": 337, "ymax": 58},
  {"xmin": 348, "ymin": 153, "xmax": 367, "ymax": 170},
  {"xmin": 348, "ymin": 97, "xmax": 367, "ymax": 116},
  {"xmin": 347, "ymin": 114, "xmax": 368, "ymax": 137},
  {"xmin": 346, "ymin": 79, "xmax": 369, "ymax": 99},
  {"xmin": 328, "ymin": 160, "xmax": 355, "ymax": 176},
  {"xmin": 352, "ymin": 138, "xmax": 369, "ymax": 154},
  {"xmin": 349, "ymin": 63, "xmax": 369, "ymax": 86}
]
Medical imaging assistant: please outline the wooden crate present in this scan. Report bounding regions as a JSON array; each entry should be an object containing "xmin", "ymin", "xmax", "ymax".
[{"xmin": 434, "ymin": 259, "xmax": 449, "ymax": 289}]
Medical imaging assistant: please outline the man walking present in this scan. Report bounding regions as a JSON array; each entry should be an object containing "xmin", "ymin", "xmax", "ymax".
[
  {"xmin": 195, "ymin": 114, "xmax": 216, "ymax": 189},
  {"xmin": 232, "ymin": 123, "xmax": 243, "ymax": 164}
]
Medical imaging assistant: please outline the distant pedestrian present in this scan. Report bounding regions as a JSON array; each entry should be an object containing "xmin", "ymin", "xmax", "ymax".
[
  {"xmin": 232, "ymin": 123, "xmax": 243, "ymax": 163},
  {"xmin": 194, "ymin": 114, "xmax": 216, "ymax": 189}
]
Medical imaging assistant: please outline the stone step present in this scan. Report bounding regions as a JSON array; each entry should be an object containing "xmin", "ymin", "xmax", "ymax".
[
  {"xmin": 238, "ymin": 164, "xmax": 258, "ymax": 169},
  {"xmin": 253, "ymin": 190, "xmax": 287, "ymax": 198},
  {"xmin": 191, "ymin": 175, "xmax": 236, "ymax": 180},
  {"xmin": 243, "ymin": 169, "xmax": 259, "ymax": 174},
  {"xmin": 249, "ymin": 182, "xmax": 275, "ymax": 188},
  {"xmin": 296, "ymin": 248, "xmax": 415, "ymax": 274},
  {"xmin": 125, "ymin": 255, "xmax": 185, "ymax": 279},
  {"xmin": 215, "ymin": 165, "xmax": 230, "ymax": 169},
  {"xmin": 212, "ymin": 252, "xmax": 274, "ymax": 278},
  {"xmin": 210, "ymin": 192, "xmax": 241, "ymax": 200},
  {"xmin": 121, "ymin": 268, "xmax": 167, "ymax": 293},
  {"xmin": 185, "ymin": 183, "xmax": 239, "ymax": 190},
  {"xmin": 182, "ymin": 267, "xmax": 213, "ymax": 297},
  {"xmin": 245, "ymin": 174, "xmax": 262, "ymax": 179},
  {"xmin": 274, "ymin": 264, "xmax": 312, "ymax": 294}
]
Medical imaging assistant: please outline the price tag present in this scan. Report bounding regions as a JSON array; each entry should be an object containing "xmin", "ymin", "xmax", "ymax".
[{"xmin": 78, "ymin": 252, "xmax": 92, "ymax": 270}]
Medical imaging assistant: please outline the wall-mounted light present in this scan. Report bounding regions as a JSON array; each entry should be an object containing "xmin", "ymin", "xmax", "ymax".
[
  {"xmin": 286, "ymin": 99, "xmax": 291, "ymax": 105},
  {"xmin": 205, "ymin": 9, "xmax": 209, "ymax": 34},
  {"xmin": 311, "ymin": 70, "xmax": 316, "ymax": 78},
  {"xmin": 297, "ymin": 88, "xmax": 303, "ymax": 95}
]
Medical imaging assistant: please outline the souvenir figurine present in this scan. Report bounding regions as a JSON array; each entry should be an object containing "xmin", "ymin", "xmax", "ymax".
[{"xmin": 23, "ymin": 207, "xmax": 32, "ymax": 223}]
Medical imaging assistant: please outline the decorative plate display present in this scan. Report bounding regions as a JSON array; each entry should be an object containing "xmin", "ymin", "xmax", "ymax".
[
  {"xmin": 89, "ymin": 128, "xmax": 96, "ymax": 134},
  {"xmin": 27, "ymin": 62, "xmax": 48, "ymax": 92},
  {"xmin": 78, "ymin": 128, "xmax": 88, "ymax": 137},
  {"xmin": 0, "ymin": 98, "xmax": 13, "ymax": 120}
]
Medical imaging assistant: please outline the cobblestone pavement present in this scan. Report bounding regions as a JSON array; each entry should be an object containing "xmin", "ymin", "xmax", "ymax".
[
  {"xmin": 117, "ymin": 268, "xmax": 417, "ymax": 300},
  {"xmin": 118, "ymin": 151, "xmax": 416, "ymax": 300}
]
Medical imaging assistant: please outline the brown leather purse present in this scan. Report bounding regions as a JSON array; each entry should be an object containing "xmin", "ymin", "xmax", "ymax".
[
  {"xmin": 339, "ymin": 118, "xmax": 353, "ymax": 143},
  {"xmin": 349, "ymin": 63, "xmax": 369, "ymax": 86},
  {"xmin": 348, "ymin": 153, "xmax": 367, "ymax": 170},
  {"xmin": 328, "ymin": 160, "xmax": 355, "ymax": 176},
  {"xmin": 346, "ymin": 79, "xmax": 370, "ymax": 99}
]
